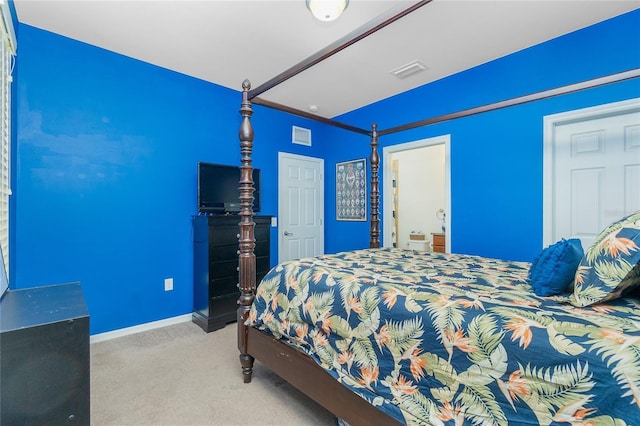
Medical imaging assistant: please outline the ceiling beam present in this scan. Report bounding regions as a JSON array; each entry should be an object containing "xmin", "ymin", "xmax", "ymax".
[
  {"xmin": 252, "ymin": 97, "xmax": 370, "ymax": 135},
  {"xmin": 378, "ymin": 68, "xmax": 640, "ymax": 136},
  {"xmin": 248, "ymin": 0, "xmax": 433, "ymax": 100},
  {"xmin": 254, "ymin": 69, "xmax": 639, "ymax": 138}
]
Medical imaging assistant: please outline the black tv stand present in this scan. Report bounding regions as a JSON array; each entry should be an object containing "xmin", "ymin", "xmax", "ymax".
[{"xmin": 192, "ymin": 214, "xmax": 271, "ymax": 332}]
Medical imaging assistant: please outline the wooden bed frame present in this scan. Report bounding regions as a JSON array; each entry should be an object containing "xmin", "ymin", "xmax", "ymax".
[
  {"xmin": 236, "ymin": 80, "xmax": 398, "ymax": 426},
  {"xmin": 235, "ymin": 3, "xmax": 640, "ymax": 424}
]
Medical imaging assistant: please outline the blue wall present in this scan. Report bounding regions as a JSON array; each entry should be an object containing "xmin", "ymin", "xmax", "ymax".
[
  {"xmin": 323, "ymin": 9, "xmax": 640, "ymax": 261},
  {"xmin": 12, "ymin": 10, "xmax": 640, "ymax": 334},
  {"xmin": 14, "ymin": 25, "xmax": 329, "ymax": 334}
]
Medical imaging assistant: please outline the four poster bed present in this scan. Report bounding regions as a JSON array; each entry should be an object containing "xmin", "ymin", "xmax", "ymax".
[{"xmin": 234, "ymin": 3, "xmax": 640, "ymax": 425}]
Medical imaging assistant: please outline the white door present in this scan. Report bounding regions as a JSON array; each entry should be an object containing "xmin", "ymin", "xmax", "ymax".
[
  {"xmin": 278, "ymin": 153, "xmax": 324, "ymax": 263},
  {"xmin": 544, "ymin": 98, "xmax": 640, "ymax": 249}
]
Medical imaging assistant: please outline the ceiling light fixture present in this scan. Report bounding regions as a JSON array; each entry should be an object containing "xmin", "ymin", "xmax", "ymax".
[{"xmin": 306, "ymin": 0, "xmax": 349, "ymax": 22}]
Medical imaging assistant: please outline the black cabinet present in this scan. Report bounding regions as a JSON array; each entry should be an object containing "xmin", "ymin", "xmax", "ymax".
[
  {"xmin": 192, "ymin": 215, "xmax": 271, "ymax": 332},
  {"xmin": 0, "ymin": 282, "xmax": 90, "ymax": 425}
]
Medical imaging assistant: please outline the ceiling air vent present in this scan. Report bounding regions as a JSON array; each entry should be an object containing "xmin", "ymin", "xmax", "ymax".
[
  {"xmin": 292, "ymin": 126, "xmax": 312, "ymax": 146},
  {"xmin": 390, "ymin": 60, "xmax": 428, "ymax": 80}
]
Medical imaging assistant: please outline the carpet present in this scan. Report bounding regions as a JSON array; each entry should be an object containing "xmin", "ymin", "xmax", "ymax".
[{"xmin": 91, "ymin": 320, "xmax": 337, "ymax": 425}]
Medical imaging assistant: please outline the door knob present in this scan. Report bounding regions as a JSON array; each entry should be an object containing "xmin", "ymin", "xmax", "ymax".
[{"xmin": 284, "ymin": 231, "xmax": 293, "ymax": 236}]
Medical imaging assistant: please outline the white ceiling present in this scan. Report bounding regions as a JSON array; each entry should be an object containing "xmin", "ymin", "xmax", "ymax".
[{"xmin": 14, "ymin": 0, "xmax": 639, "ymax": 118}]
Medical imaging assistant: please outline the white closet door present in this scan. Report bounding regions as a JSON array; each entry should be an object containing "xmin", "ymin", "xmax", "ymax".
[
  {"xmin": 278, "ymin": 153, "xmax": 324, "ymax": 263},
  {"xmin": 551, "ymin": 107, "xmax": 640, "ymax": 249}
]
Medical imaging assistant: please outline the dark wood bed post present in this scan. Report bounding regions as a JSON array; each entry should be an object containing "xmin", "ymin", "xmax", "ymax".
[
  {"xmin": 369, "ymin": 123, "xmax": 380, "ymax": 248},
  {"xmin": 237, "ymin": 79, "xmax": 256, "ymax": 383}
]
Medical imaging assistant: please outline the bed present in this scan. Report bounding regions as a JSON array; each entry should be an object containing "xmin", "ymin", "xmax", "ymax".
[
  {"xmin": 249, "ymin": 247, "xmax": 640, "ymax": 425},
  {"xmin": 234, "ymin": 3, "xmax": 640, "ymax": 425}
]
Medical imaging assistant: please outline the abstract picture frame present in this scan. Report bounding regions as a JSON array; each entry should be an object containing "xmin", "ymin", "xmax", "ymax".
[{"xmin": 336, "ymin": 158, "xmax": 367, "ymax": 221}]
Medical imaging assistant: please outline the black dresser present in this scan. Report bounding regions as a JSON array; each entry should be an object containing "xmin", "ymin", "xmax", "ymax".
[
  {"xmin": 192, "ymin": 214, "xmax": 271, "ymax": 332},
  {"xmin": 0, "ymin": 282, "xmax": 90, "ymax": 425}
]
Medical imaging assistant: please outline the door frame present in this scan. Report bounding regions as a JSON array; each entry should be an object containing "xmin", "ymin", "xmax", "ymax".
[
  {"xmin": 277, "ymin": 152, "xmax": 324, "ymax": 263},
  {"xmin": 542, "ymin": 97, "xmax": 640, "ymax": 247},
  {"xmin": 382, "ymin": 135, "xmax": 451, "ymax": 251}
]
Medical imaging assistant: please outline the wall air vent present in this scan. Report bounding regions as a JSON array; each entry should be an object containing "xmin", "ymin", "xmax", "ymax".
[
  {"xmin": 292, "ymin": 126, "xmax": 312, "ymax": 146},
  {"xmin": 390, "ymin": 60, "xmax": 428, "ymax": 80}
]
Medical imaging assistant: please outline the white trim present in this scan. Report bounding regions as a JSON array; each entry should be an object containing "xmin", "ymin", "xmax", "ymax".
[
  {"xmin": 542, "ymin": 98, "xmax": 640, "ymax": 247},
  {"xmin": 90, "ymin": 313, "xmax": 192, "ymax": 344},
  {"xmin": 0, "ymin": 243, "xmax": 6, "ymax": 298},
  {"xmin": 382, "ymin": 135, "xmax": 451, "ymax": 252}
]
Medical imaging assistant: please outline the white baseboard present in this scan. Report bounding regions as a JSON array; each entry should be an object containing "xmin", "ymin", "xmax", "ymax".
[{"xmin": 90, "ymin": 313, "xmax": 192, "ymax": 344}]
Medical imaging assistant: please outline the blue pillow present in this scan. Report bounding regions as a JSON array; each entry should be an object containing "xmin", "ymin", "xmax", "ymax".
[{"xmin": 529, "ymin": 238, "xmax": 584, "ymax": 296}]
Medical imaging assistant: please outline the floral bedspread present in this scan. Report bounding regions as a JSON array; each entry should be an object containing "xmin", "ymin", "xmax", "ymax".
[{"xmin": 249, "ymin": 248, "xmax": 640, "ymax": 425}]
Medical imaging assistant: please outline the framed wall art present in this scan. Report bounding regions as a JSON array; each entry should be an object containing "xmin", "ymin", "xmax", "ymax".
[{"xmin": 336, "ymin": 158, "xmax": 367, "ymax": 221}]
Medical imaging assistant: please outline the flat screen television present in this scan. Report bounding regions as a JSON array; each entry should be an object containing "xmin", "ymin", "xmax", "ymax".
[{"xmin": 197, "ymin": 162, "xmax": 261, "ymax": 214}]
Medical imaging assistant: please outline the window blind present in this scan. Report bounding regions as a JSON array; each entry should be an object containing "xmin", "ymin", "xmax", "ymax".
[{"xmin": 0, "ymin": 0, "xmax": 16, "ymax": 278}]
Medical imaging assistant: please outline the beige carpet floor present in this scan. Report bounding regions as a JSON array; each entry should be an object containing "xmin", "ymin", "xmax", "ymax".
[{"xmin": 91, "ymin": 321, "xmax": 336, "ymax": 426}]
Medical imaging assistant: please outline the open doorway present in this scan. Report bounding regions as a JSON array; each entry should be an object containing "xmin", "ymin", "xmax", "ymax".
[{"xmin": 382, "ymin": 135, "xmax": 451, "ymax": 252}]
